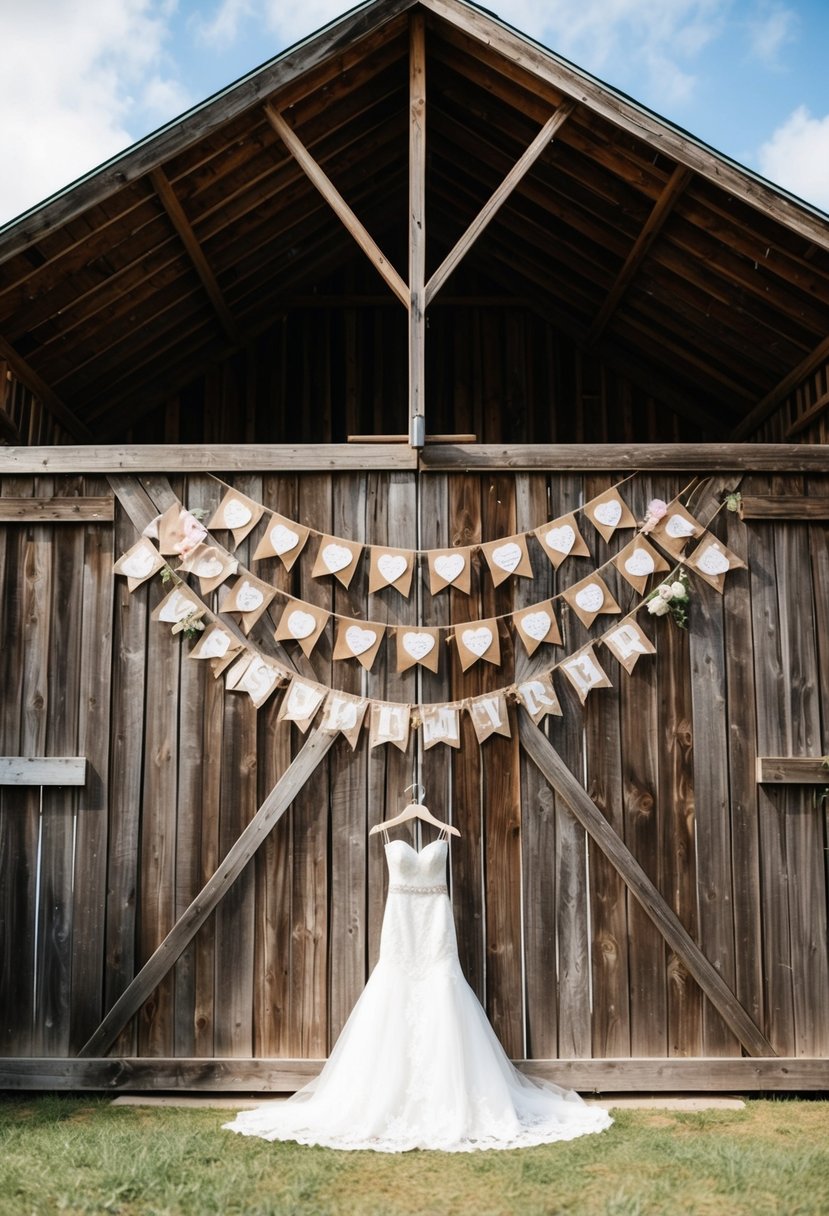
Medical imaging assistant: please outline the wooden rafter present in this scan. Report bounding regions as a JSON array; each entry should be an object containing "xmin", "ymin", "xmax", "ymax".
[
  {"xmin": 149, "ymin": 168, "xmax": 240, "ymax": 345},
  {"xmin": 731, "ymin": 332, "xmax": 829, "ymax": 439},
  {"xmin": 0, "ymin": 334, "xmax": 92, "ymax": 441},
  {"xmin": 264, "ymin": 103, "xmax": 409, "ymax": 308},
  {"xmin": 586, "ymin": 165, "xmax": 693, "ymax": 346},
  {"xmin": 424, "ymin": 101, "xmax": 575, "ymax": 307},
  {"xmin": 408, "ymin": 11, "xmax": 427, "ymax": 446}
]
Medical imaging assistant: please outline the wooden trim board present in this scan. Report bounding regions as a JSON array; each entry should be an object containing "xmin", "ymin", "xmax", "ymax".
[
  {"xmin": 0, "ymin": 497, "xmax": 114, "ymax": 522},
  {"xmin": 0, "ymin": 757, "xmax": 86, "ymax": 786},
  {"xmin": 1, "ymin": 1056, "xmax": 826, "ymax": 1092},
  {"xmin": 740, "ymin": 495, "xmax": 829, "ymax": 520},
  {"xmin": 0, "ymin": 445, "xmax": 419, "ymax": 473},
  {"xmin": 756, "ymin": 757, "xmax": 829, "ymax": 785}
]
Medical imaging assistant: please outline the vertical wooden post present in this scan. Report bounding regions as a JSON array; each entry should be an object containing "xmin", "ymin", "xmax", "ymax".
[{"xmin": 409, "ymin": 12, "xmax": 427, "ymax": 448}]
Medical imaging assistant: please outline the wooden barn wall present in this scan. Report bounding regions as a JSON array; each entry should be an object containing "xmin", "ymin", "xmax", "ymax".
[
  {"xmin": 751, "ymin": 356, "xmax": 829, "ymax": 445},
  {"xmin": 0, "ymin": 467, "xmax": 827, "ymax": 1067}
]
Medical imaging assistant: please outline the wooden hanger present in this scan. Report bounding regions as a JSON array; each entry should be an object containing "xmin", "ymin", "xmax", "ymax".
[{"xmin": 369, "ymin": 784, "xmax": 461, "ymax": 837}]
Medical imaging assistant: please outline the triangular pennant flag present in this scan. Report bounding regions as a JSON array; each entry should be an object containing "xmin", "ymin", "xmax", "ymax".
[
  {"xmin": 207, "ymin": 489, "xmax": 264, "ymax": 546},
  {"xmin": 467, "ymin": 693, "xmax": 512, "ymax": 743},
  {"xmin": 113, "ymin": 538, "xmax": 166, "ymax": 590},
  {"xmin": 421, "ymin": 704, "xmax": 462, "ymax": 750},
  {"xmin": 220, "ymin": 574, "xmax": 276, "ymax": 634},
  {"xmin": 560, "ymin": 645, "xmax": 613, "ymax": 705},
  {"xmin": 584, "ymin": 488, "xmax": 636, "ymax": 543},
  {"xmin": 189, "ymin": 622, "xmax": 244, "ymax": 671},
  {"xmin": 177, "ymin": 542, "xmax": 238, "ymax": 593},
  {"xmin": 685, "ymin": 533, "xmax": 747, "ymax": 592},
  {"xmin": 454, "ymin": 619, "xmax": 501, "ymax": 671},
  {"xmin": 226, "ymin": 654, "xmax": 283, "ymax": 708},
  {"xmin": 426, "ymin": 547, "xmax": 472, "ymax": 594},
  {"xmin": 274, "ymin": 599, "xmax": 329, "ymax": 657},
  {"xmin": 311, "ymin": 534, "xmax": 364, "ymax": 589},
  {"xmin": 252, "ymin": 513, "xmax": 310, "ymax": 570},
  {"xmin": 512, "ymin": 600, "xmax": 562, "ymax": 656},
  {"xmin": 151, "ymin": 583, "xmax": 202, "ymax": 625},
  {"xmin": 480, "ymin": 534, "xmax": 533, "ymax": 587},
  {"xmin": 562, "ymin": 573, "xmax": 621, "ymax": 628},
  {"xmin": 602, "ymin": 619, "xmax": 656, "ymax": 673},
  {"xmin": 613, "ymin": 536, "xmax": 670, "ymax": 594},
  {"xmin": 332, "ymin": 618, "xmax": 385, "ymax": 670},
  {"xmin": 514, "ymin": 673, "xmax": 563, "ymax": 724},
  {"xmin": 277, "ymin": 677, "xmax": 326, "ymax": 732},
  {"xmin": 319, "ymin": 691, "xmax": 369, "ymax": 750},
  {"xmin": 157, "ymin": 504, "xmax": 208, "ymax": 557},
  {"xmin": 395, "ymin": 627, "xmax": 441, "ymax": 673},
  {"xmin": 534, "ymin": 514, "xmax": 590, "ymax": 570},
  {"xmin": 368, "ymin": 546, "xmax": 415, "ymax": 597},
  {"xmin": 650, "ymin": 502, "xmax": 704, "ymax": 557},
  {"xmin": 369, "ymin": 701, "xmax": 411, "ymax": 752}
]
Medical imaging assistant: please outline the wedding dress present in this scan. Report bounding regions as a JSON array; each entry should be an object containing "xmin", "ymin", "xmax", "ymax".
[{"xmin": 223, "ymin": 835, "xmax": 612, "ymax": 1151}]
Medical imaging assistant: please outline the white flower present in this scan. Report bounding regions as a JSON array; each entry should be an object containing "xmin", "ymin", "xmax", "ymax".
[
  {"xmin": 647, "ymin": 596, "xmax": 671, "ymax": 616},
  {"xmin": 657, "ymin": 583, "xmax": 674, "ymax": 600},
  {"xmin": 670, "ymin": 580, "xmax": 688, "ymax": 599}
]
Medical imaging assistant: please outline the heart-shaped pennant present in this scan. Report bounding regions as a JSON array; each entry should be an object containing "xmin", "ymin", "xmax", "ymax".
[
  {"xmin": 252, "ymin": 514, "xmax": 309, "ymax": 569},
  {"xmin": 455, "ymin": 620, "xmax": 500, "ymax": 670},
  {"xmin": 402, "ymin": 631, "xmax": 435, "ymax": 660},
  {"xmin": 288, "ymin": 610, "xmax": 316, "ymax": 639},
  {"xmin": 235, "ymin": 581, "xmax": 265, "ymax": 612},
  {"xmin": 377, "ymin": 554, "xmax": 408, "ymax": 584},
  {"xmin": 593, "ymin": 500, "xmax": 622, "ymax": 528},
  {"xmin": 333, "ymin": 618, "xmax": 384, "ymax": 669},
  {"xmin": 563, "ymin": 574, "xmax": 621, "ymax": 626},
  {"xmin": 197, "ymin": 628, "xmax": 231, "ymax": 659},
  {"xmin": 120, "ymin": 546, "xmax": 156, "ymax": 580},
  {"xmin": 535, "ymin": 515, "xmax": 589, "ymax": 570},
  {"xmin": 575, "ymin": 583, "xmax": 605, "ymax": 614},
  {"xmin": 195, "ymin": 555, "xmax": 224, "ymax": 579},
  {"xmin": 462, "ymin": 626, "xmax": 492, "ymax": 656},
  {"xmin": 512, "ymin": 600, "xmax": 562, "ymax": 656},
  {"xmin": 613, "ymin": 537, "xmax": 669, "ymax": 592},
  {"xmin": 482, "ymin": 534, "xmax": 533, "ymax": 587},
  {"xmin": 322, "ymin": 544, "xmax": 353, "ymax": 574},
  {"xmin": 270, "ymin": 523, "xmax": 299, "ymax": 556},
  {"xmin": 396, "ymin": 627, "xmax": 440, "ymax": 673},
  {"xmin": 436, "ymin": 554, "xmax": 463, "ymax": 579},
  {"xmin": 429, "ymin": 551, "xmax": 469, "ymax": 598},
  {"xmin": 546, "ymin": 525, "xmax": 575, "ymax": 555},
  {"xmin": 345, "ymin": 625, "xmax": 376, "ymax": 656},
  {"xmin": 624, "ymin": 548, "xmax": 654, "ymax": 577},
  {"xmin": 520, "ymin": 610, "xmax": 552, "ymax": 641},
  {"xmin": 665, "ymin": 513, "xmax": 696, "ymax": 539},
  {"xmin": 207, "ymin": 489, "xmax": 263, "ymax": 543},
  {"xmin": 696, "ymin": 543, "xmax": 730, "ymax": 576},
  {"xmin": 157, "ymin": 589, "xmax": 198, "ymax": 623},
  {"xmin": 223, "ymin": 499, "xmax": 252, "ymax": 529},
  {"xmin": 312, "ymin": 535, "xmax": 364, "ymax": 587},
  {"xmin": 492, "ymin": 542, "xmax": 522, "ymax": 573},
  {"xmin": 275, "ymin": 599, "xmax": 329, "ymax": 656}
]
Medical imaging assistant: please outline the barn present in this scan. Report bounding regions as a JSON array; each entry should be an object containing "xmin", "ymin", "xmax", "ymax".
[{"xmin": 0, "ymin": 0, "xmax": 827, "ymax": 1095}]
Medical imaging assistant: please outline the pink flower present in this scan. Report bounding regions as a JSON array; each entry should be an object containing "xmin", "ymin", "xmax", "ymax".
[
  {"xmin": 640, "ymin": 498, "xmax": 668, "ymax": 534},
  {"xmin": 176, "ymin": 510, "xmax": 208, "ymax": 556}
]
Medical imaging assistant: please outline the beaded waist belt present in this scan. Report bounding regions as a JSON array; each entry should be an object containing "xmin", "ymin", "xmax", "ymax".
[{"xmin": 388, "ymin": 883, "xmax": 448, "ymax": 896}]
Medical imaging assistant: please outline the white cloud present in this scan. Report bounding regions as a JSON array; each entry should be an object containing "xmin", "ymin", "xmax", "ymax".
[
  {"xmin": 757, "ymin": 106, "xmax": 829, "ymax": 211},
  {"xmin": 0, "ymin": 0, "xmax": 185, "ymax": 226},
  {"xmin": 746, "ymin": 2, "xmax": 798, "ymax": 66},
  {"xmin": 194, "ymin": 0, "xmax": 254, "ymax": 47}
]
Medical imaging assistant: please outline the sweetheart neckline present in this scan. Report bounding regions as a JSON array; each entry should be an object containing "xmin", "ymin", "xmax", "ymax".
[{"xmin": 384, "ymin": 838, "xmax": 447, "ymax": 858}]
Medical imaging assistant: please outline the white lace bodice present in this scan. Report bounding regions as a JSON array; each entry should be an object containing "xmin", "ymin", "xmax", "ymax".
[{"xmin": 380, "ymin": 839, "xmax": 457, "ymax": 981}]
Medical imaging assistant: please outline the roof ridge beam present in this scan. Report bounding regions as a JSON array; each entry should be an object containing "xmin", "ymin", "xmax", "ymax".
[
  {"xmin": 264, "ymin": 103, "xmax": 410, "ymax": 308},
  {"xmin": 586, "ymin": 164, "xmax": 693, "ymax": 347},
  {"xmin": 149, "ymin": 168, "xmax": 241, "ymax": 345},
  {"xmin": 424, "ymin": 100, "xmax": 575, "ymax": 307}
]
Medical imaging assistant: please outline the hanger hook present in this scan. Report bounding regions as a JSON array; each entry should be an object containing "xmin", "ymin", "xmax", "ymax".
[{"xmin": 403, "ymin": 782, "xmax": 426, "ymax": 803}]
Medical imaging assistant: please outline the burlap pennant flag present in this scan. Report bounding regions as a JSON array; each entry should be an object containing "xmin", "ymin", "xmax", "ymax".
[
  {"xmin": 512, "ymin": 600, "xmax": 562, "ymax": 656},
  {"xmin": 278, "ymin": 677, "xmax": 326, "ymax": 732},
  {"xmin": 319, "ymin": 691, "xmax": 369, "ymax": 750},
  {"xmin": 650, "ymin": 501, "xmax": 704, "ymax": 557},
  {"xmin": 311, "ymin": 534, "xmax": 364, "ymax": 589},
  {"xmin": 584, "ymin": 488, "xmax": 636, "ymax": 543},
  {"xmin": 514, "ymin": 673, "xmax": 563, "ymax": 724},
  {"xmin": 534, "ymin": 514, "xmax": 590, "ymax": 570},
  {"xmin": 207, "ymin": 489, "xmax": 264, "ymax": 546},
  {"xmin": 685, "ymin": 533, "xmax": 747, "ymax": 592},
  {"xmin": 226, "ymin": 653, "xmax": 283, "ymax": 708},
  {"xmin": 426, "ymin": 548, "xmax": 472, "ymax": 594},
  {"xmin": 368, "ymin": 546, "xmax": 415, "ymax": 597},
  {"xmin": 613, "ymin": 536, "xmax": 670, "ymax": 594},
  {"xmin": 332, "ymin": 618, "xmax": 385, "ymax": 670},
  {"xmin": 189, "ymin": 622, "xmax": 244, "ymax": 673},
  {"xmin": 274, "ymin": 598, "xmax": 329, "ymax": 657},
  {"xmin": 114, "ymin": 538, "xmax": 166, "ymax": 590},
  {"xmin": 421, "ymin": 704, "xmax": 462, "ymax": 750},
  {"xmin": 157, "ymin": 504, "xmax": 208, "ymax": 557},
  {"xmin": 480, "ymin": 534, "xmax": 533, "ymax": 587},
  {"xmin": 177, "ymin": 543, "xmax": 238, "ymax": 594},
  {"xmin": 602, "ymin": 619, "xmax": 656, "ymax": 673},
  {"xmin": 369, "ymin": 701, "xmax": 411, "ymax": 752},
  {"xmin": 467, "ymin": 693, "xmax": 512, "ymax": 743},
  {"xmin": 252, "ymin": 512, "xmax": 310, "ymax": 570},
  {"xmin": 152, "ymin": 582, "xmax": 202, "ymax": 625},
  {"xmin": 560, "ymin": 644, "xmax": 613, "ymax": 705},
  {"xmin": 454, "ymin": 619, "xmax": 501, "ymax": 671},
  {"xmin": 562, "ymin": 573, "xmax": 621, "ymax": 628},
  {"xmin": 220, "ymin": 574, "xmax": 276, "ymax": 634},
  {"xmin": 395, "ymin": 627, "xmax": 441, "ymax": 673}
]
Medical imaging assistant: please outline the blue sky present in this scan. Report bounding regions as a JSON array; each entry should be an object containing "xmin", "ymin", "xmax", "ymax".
[{"xmin": 2, "ymin": 0, "xmax": 829, "ymax": 226}]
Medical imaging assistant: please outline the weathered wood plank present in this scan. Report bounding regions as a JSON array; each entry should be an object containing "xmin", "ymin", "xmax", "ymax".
[
  {"xmin": 519, "ymin": 716, "xmax": 776, "ymax": 1056},
  {"xmin": 0, "ymin": 757, "xmax": 86, "ymax": 785},
  {"xmin": 419, "ymin": 444, "xmax": 829, "ymax": 472},
  {"xmin": 79, "ymin": 727, "xmax": 336, "ymax": 1058},
  {"xmin": 740, "ymin": 495, "xmax": 829, "ymax": 520},
  {"xmin": 1, "ymin": 445, "xmax": 419, "ymax": 473},
  {"xmin": 3, "ymin": 1055, "xmax": 827, "ymax": 1092},
  {"xmin": 756, "ymin": 757, "xmax": 829, "ymax": 783},
  {"xmin": 0, "ymin": 497, "xmax": 114, "ymax": 522}
]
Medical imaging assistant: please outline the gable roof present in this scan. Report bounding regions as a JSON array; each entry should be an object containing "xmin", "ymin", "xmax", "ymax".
[{"xmin": 1, "ymin": 0, "xmax": 827, "ymax": 441}]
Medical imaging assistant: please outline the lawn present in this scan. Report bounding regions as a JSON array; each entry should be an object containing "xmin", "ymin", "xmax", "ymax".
[{"xmin": 0, "ymin": 1095, "xmax": 827, "ymax": 1216}]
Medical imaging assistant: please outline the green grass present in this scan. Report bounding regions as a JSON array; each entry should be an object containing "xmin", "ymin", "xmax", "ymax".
[{"xmin": 0, "ymin": 1096, "xmax": 827, "ymax": 1216}]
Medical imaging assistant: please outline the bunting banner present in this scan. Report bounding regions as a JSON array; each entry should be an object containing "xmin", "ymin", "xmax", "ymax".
[
  {"xmin": 602, "ymin": 619, "xmax": 656, "ymax": 673},
  {"xmin": 207, "ymin": 489, "xmax": 264, "ymax": 546},
  {"xmin": 421, "ymin": 704, "xmax": 462, "ymax": 750},
  {"xmin": 369, "ymin": 701, "xmax": 411, "ymax": 752},
  {"xmin": 332, "ymin": 618, "xmax": 385, "ymax": 670},
  {"xmin": 533, "ymin": 514, "xmax": 590, "ymax": 570},
  {"xmin": 395, "ymin": 627, "xmax": 441, "ymax": 673},
  {"xmin": 467, "ymin": 692, "xmax": 512, "ymax": 743},
  {"xmin": 368, "ymin": 546, "xmax": 415, "ymax": 597},
  {"xmin": 559, "ymin": 644, "xmax": 613, "ymax": 705},
  {"xmin": 427, "ymin": 547, "xmax": 472, "ymax": 594},
  {"xmin": 320, "ymin": 690, "xmax": 369, "ymax": 750},
  {"xmin": 454, "ymin": 619, "xmax": 501, "ymax": 671},
  {"xmin": 311, "ymin": 534, "xmax": 364, "ymax": 588},
  {"xmin": 274, "ymin": 599, "xmax": 329, "ymax": 657},
  {"xmin": 252, "ymin": 513, "xmax": 310, "ymax": 570},
  {"xmin": 613, "ymin": 536, "xmax": 670, "ymax": 594},
  {"xmin": 583, "ymin": 488, "xmax": 637, "ymax": 542},
  {"xmin": 512, "ymin": 600, "xmax": 562, "ymax": 656},
  {"xmin": 480, "ymin": 534, "xmax": 533, "ymax": 587}
]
